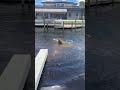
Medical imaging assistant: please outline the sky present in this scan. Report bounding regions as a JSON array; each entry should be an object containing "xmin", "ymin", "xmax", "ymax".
[{"xmin": 35, "ymin": 0, "xmax": 80, "ymax": 5}]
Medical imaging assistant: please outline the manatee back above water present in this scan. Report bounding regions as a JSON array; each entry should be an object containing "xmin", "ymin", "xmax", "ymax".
[{"xmin": 53, "ymin": 38, "xmax": 73, "ymax": 47}]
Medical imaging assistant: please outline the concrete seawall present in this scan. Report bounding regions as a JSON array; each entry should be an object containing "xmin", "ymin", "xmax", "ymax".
[{"xmin": 35, "ymin": 49, "xmax": 48, "ymax": 90}]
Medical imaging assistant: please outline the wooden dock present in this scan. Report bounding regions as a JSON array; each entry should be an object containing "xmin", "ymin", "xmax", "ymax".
[
  {"xmin": 35, "ymin": 23, "xmax": 85, "ymax": 28},
  {"xmin": 54, "ymin": 24, "xmax": 84, "ymax": 29},
  {"xmin": 35, "ymin": 19, "xmax": 85, "ymax": 29},
  {"xmin": 35, "ymin": 49, "xmax": 48, "ymax": 90}
]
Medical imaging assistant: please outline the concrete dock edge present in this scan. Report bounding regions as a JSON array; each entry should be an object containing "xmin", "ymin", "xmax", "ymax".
[{"xmin": 35, "ymin": 49, "xmax": 48, "ymax": 90}]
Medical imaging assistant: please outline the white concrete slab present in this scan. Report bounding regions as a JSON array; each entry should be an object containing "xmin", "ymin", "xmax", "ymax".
[
  {"xmin": 35, "ymin": 49, "xmax": 48, "ymax": 90},
  {"xmin": 0, "ymin": 54, "xmax": 31, "ymax": 90}
]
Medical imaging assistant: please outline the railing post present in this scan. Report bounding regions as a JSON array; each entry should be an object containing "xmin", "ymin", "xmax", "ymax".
[
  {"xmin": 71, "ymin": 22, "xmax": 73, "ymax": 31},
  {"xmin": 75, "ymin": 19, "xmax": 76, "ymax": 30},
  {"xmin": 47, "ymin": 22, "xmax": 48, "ymax": 32},
  {"xmin": 43, "ymin": 15, "xmax": 46, "ymax": 32},
  {"xmin": 54, "ymin": 20, "xmax": 55, "ymax": 33},
  {"xmin": 63, "ymin": 21, "xmax": 64, "ymax": 32}
]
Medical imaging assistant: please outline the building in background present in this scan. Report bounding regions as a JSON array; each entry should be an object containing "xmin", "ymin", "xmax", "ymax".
[{"xmin": 35, "ymin": 0, "xmax": 84, "ymax": 20}]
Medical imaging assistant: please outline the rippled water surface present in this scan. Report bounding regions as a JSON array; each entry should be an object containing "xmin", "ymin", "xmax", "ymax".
[{"xmin": 35, "ymin": 28, "xmax": 85, "ymax": 90}]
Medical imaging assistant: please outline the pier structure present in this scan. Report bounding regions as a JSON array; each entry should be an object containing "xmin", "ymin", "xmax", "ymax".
[{"xmin": 35, "ymin": 49, "xmax": 48, "ymax": 90}]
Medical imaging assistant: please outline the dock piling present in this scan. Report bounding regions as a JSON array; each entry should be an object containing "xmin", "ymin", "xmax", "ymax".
[
  {"xmin": 43, "ymin": 16, "xmax": 46, "ymax": 32},
  {"xmin": 71, "ymin": 22, "xmax": 73, "ymax": 31},
  {"xmin": 63, "ymin": 21, "xmax": 64, "ymax": 31},
  {"xmin": 75, "ymin": 19, "xmax": 77, "ymax": 31}
]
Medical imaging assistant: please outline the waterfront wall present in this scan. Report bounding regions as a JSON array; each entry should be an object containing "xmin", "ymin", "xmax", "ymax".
[{"xmin": 35, "ymin": 49, "xmax": 48, "ymax": 90}]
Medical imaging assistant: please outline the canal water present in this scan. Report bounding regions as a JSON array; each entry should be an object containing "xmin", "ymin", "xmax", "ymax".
[{"xmin": 35, "ymin": 28, "xmax": 85, "ymax": 90}]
